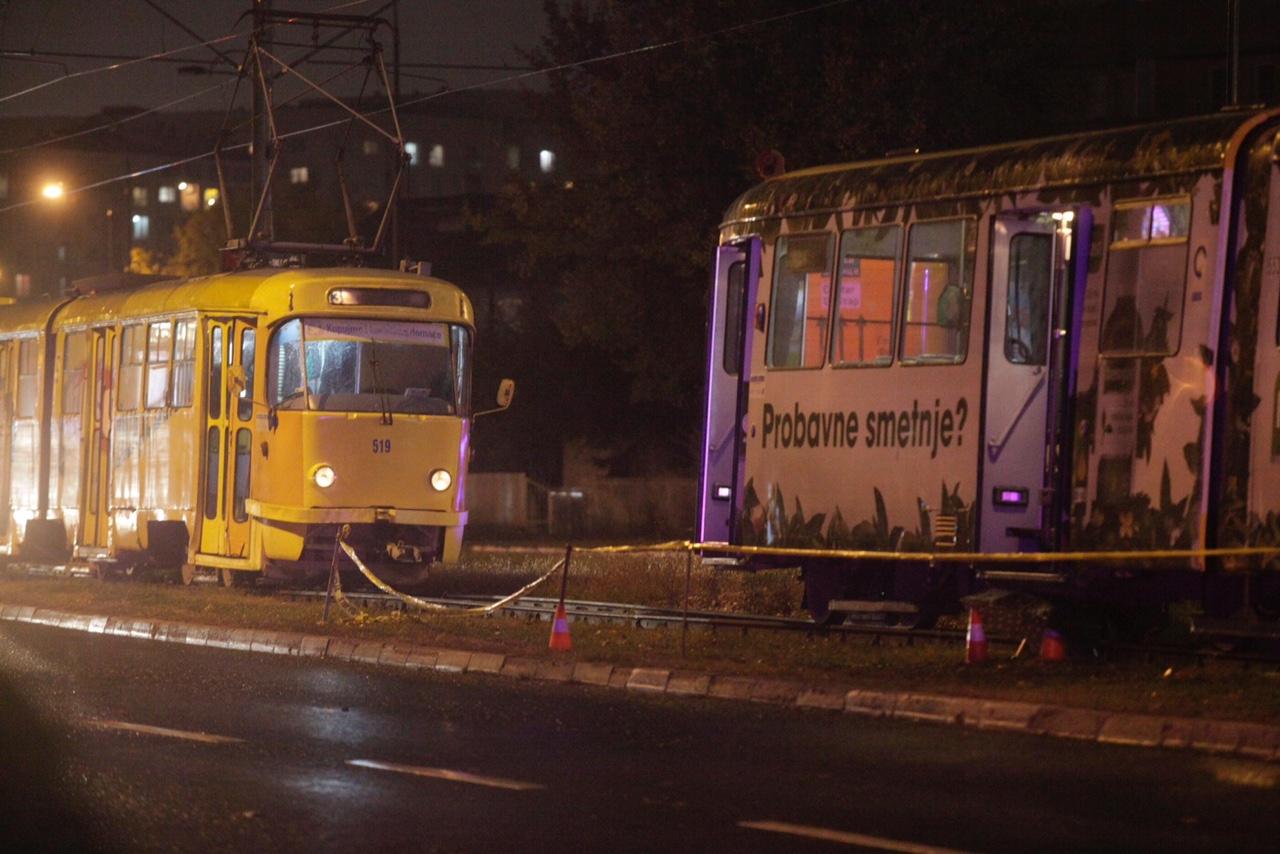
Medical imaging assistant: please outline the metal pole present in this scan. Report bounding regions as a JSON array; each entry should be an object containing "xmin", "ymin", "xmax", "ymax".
[
  {"xmin": 1227, "ymin": 0, "xmax": 1240, "ymax": 108},
  {"xmin": 323, "ymin": 531, "xmax": 342, "ymax": 623},
  {"xmin": 251, "ymin": 0, "xmax": 274, "ymax": 241},
  {"xmin": 681, "ymin": 547, "xmax": 692, "ymax": 658},
  {"xmin": 557, "ymin": 544, "xmax": 572, "ymax": 606},
  {"xmin": 391, "ymin": 0, "xmax": 402, "ymax": 262}
]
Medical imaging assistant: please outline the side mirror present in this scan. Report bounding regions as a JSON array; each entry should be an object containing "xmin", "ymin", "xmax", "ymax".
[
  {"xmin": 474, "ymin": 378, "xmax": 516, "ymax": 418},
  {"xmin": 496, "ymin": 378, "xmax": 515, "ymax": 409}
]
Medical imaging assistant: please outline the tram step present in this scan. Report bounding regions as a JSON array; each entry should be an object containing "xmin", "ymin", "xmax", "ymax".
[
  {"xmin": 1189, "ymin": 617, "xmax": 1280, "ymax": 640},
  {"xmin": 829, "ymin": 599, "xmax": 919, "ymax": 615},
  {"xmin": 976, "ymin": 569, "xmax": 1066, "ymax": 584},
  {"xmin": 701, "ymin": 557, "xmax": 746, "ymax": 568}
]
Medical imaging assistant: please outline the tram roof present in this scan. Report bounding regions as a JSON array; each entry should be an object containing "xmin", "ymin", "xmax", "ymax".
[
  {"xmin": 0, "ymin": 267, "xmax": 472, "ymax": 334},
  {"xmin": 721, "ymin": 108, "xmax": 1280, "ymax": 230}
]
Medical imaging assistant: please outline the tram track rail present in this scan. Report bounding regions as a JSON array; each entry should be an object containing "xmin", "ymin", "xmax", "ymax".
[{"xmin": 278, "ymin": 586, "xmax": 1023, "ymax": 650}]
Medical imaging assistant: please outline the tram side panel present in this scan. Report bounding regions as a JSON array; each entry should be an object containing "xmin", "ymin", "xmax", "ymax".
[
  {"xmin": 1068, "ymin": 177, "xmax": 1221, "ymax": 555},
  {"xmin": 737, "ymin": 213, "xmax": 986, "ymax": 555},
  {"xmin": 12, "ymin": 337, "xmax": 45, "ymax": 553},
  {"xmin": 0, "ymin": 340, "xmax": 13, "ymax": 553},
  {"xmin": 1244, "ymin": 139, "xmax": 1280, "ymax": 545},
  {"xmin": 51, "ymin": 330, "xmax": 88, "ymax": 551}
]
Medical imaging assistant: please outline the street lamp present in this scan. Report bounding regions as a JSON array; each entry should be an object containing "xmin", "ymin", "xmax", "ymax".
[{"xmin": 41, "ymin": 181, "xmax": 65, "ymax": 201}]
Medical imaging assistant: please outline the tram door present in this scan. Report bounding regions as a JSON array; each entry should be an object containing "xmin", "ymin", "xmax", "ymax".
[
  {"xmin": 698, "ymin": 238, "xmax": 761, "ymax": 542},
  {"xmin": 980, "ymin": 208, "xmax": 1090, "ymax": 551},
  {"xmin": 0, "ymin": 343, "xmax": 10, "ymax": 542},
  {"xmin": 80, "ymin": 328, "xmax": 115, "ymax": 552},
  {"xmin": 199, "ymin": 318, "xmax": 256, "ymax": 559}
]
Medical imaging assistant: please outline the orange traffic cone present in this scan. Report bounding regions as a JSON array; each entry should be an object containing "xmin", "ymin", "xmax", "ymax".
[
  {"xmin": 965, "ymin": 608, "xmax": 988, "ymax": 664},
  {"xmin": 548, "ymin": 603, "xmax": 572, "ymax": 652},
  {"xmin": 1039, "ymin": 628, "xmax": 1066, "ymax": 662}
]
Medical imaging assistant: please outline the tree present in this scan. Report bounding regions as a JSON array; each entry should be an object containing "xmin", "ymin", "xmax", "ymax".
[
  {"xmin": 126, "ymin": 246, "xmax": 163, "ymax": 275},
  {"xmin": 483, "ymin": 0, "xmax": 1069, "ymax": 475},
  {"xmin": 165, "ymin": 208, "xmax": 224, "ymax": 277}
]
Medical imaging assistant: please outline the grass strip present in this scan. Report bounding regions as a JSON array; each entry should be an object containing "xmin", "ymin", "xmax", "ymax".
[{"xmin": 2, "ymin": 569, "xmax": 1278, "ymax": 724}]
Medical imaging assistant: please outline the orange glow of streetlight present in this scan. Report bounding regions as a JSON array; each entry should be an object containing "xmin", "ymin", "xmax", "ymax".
[{"xmin": 41, "ymin": 181, "xmax": 65, "ymax": 201}]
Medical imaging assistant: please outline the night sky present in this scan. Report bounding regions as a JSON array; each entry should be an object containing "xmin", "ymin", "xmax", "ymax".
[{"xmin": 0, "ymin": 0, "xmax": 549, "ymax": 117}]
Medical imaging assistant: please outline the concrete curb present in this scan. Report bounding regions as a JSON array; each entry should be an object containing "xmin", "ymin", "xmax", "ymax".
[{"xmin": 3, "ymin": 601, "xmax": 1277, "ymax": 763}]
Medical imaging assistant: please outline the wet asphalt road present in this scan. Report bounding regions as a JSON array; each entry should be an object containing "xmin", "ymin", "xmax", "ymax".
[{"xmin": 1, "ymin": 620, "xmax": 1277, "ymax": 853}]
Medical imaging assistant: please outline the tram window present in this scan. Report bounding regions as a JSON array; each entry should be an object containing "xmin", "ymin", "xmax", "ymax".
[
  {"xmin": 1005, "ymin": 234, "xmax": 1053, "ymax": 365},
  {"xmin": 238, "ymin": 328, "xmax": 256, "ymax": 421},
  {"xmin": 145, "ymin": 322, "xmax": 172, "ymax": 409},
  {"xmin": 831, "ymin": 225, "xmax": 900, "ymax": 367},
  {"xmin": 1101, "ymin": 198, "xmax": 1190, "ymax": 355},
  {"xmin": 171, "ymin": 320, "xmax": 197, "ymax": 408},
  {"xmin": 233, "ymin": 428, "xmax": 251, "ymax": 522},
  {"xmin": 452, "ymin": 326, "xmax": 472, "ymax": 416},
  {"xmin": 17, "ymin": 338, "xmax": 39, "ymax": 418},
  {"xmin": 723, "ymin": 261, "xmax": 745, "ymax": 375},
  {"xmin": 899, "ymin": 219, "xmax": 975, "ymax": 364},
  {"xmin": 267, "ymin": 319, "xmax": 304, "ymax": 409},
  {"xmin": 767, "ymin": 233, "xmax": 833, "ymax": 368},
  {"xmin": 204, "ymin": 426, "xmax": 220, "ymax": 519},
  {"xmin": 61, "ymin": 333, "xmax": 89, "ymax": 415},
  {"xmin": 208, "ymin": 327, "xmax": 224, "ymax": 419},
  {"xmin": 118, "ymin": 325, "xmax": 144, "ymax": 411}
]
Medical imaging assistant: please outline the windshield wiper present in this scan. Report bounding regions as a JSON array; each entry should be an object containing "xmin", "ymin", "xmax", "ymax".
[{"xmin": 367, "ymin": 340, "xmax": 393, "ymax": 425}]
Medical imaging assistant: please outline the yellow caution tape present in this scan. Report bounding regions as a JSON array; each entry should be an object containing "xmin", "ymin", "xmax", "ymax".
[
  {"xmin": 572, "ymin": 539, "xmax": 1280, "ymax": 566},
  {"xmin": 335, "ymin": 535, "xmax": 565, "ymax": 617}
]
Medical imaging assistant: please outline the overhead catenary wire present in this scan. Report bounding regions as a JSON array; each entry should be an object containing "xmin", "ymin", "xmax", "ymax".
[
  {"xmin": 0, "ymin": 2, "xmax": 387, "ymax": 162},
  {"xmin": 0, "ymin": 0, "xmax": 384, "ymax": 107},
  {"xmin": 0, "ymin": 0, "xmax": 856, "ymax": 215}
]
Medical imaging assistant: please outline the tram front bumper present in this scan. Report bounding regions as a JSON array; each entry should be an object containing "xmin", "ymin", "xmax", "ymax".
[
  {"xmin": 244, "ymin": 500, "xmax": 467, "ymax": 527},
  {"xmin": 245, "ymin": 500, "xmax": 467, "ymax": 564}
]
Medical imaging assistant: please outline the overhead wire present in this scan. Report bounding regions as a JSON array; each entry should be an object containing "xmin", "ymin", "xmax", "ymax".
[
  {"xmin": 0, "ymin": 0, "xmax": 383, "ymax": 160},
  {"xmin": 0, "ymin": 0, "xmax": 384, "ymax": 107},
  {"xmin": 0, "ymin": 0, "xmax": 854, "ymax": 215}
]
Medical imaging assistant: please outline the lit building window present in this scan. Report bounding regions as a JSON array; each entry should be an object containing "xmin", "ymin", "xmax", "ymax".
[
  {"xmin": 15, "ymin": 273, "xmax": 32, "ymax": 298},
  {"xmin": 404, "ymin": 142, "xmax": 420, "ymax": 165},
  {"xmin": 362, "ymin": 139, "xmax": 379, "ymax": 155},
  {"xmin": 429, "ymin": 144, "xmax": 445, "ymax": 167},
  {"xmin": 158, "ymin": 186, "xmax": 177, "ymax": 203},
  {"xmin": 506, "ymin": 146, "xmax": 520, "ymax": 170},
  {"xmin": 539, "ymin": 149, "xmax": 556, "ymax": 174},
  {"xmin": 131, "ymin": 186, "xmax": 148, "ymax": 207},
  {"xmin": 56, "ymin": 245, "xmax": 68, "ymax": 262},
  {"xmin": 132, "ymin": 214, "xmax": 150, "ymax": 240},
  {"xmin": 180, "ymin": 183, "xmax": 200, "ymax": 212},
  {"xmin": 204, "ymin": 188, "xmax": 220, "ymax": 207},
  {"xmin": 290, "ymin": 166, "xmax": 309, "ymax": 184}
]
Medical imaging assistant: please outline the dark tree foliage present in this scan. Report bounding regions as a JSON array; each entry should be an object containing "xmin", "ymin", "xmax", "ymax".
[{"xmin": 482, "ymin": 0, "xmax": 1071, "ymax": 476}]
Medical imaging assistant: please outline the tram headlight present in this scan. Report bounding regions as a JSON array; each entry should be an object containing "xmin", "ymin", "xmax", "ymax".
[
  {"xmin": 313, "ymin": 465, "xmax": 336, "ymax": 489},
  {"xmin": 429, "ymin": 469, "xmax": 452, "ymax": 492}
]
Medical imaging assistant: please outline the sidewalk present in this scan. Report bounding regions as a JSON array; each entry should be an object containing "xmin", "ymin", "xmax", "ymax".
[{"xmin": 3, "ymin": 600, "xmax": 1278, "ymax": 763}]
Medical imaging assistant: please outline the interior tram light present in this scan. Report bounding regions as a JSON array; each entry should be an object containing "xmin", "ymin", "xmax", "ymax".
[
  {"xmin": 313, "ymin": 465, "xmax": 336, "ymax": 489},
  {"xmin": 429, "ymin": 469, "xmax": 452, "ymax": 492}
]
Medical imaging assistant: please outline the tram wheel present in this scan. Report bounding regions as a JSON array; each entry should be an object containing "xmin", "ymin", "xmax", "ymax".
[{"xmin": 802, "ymin": 563, "xmax": 847, "ymax": 626}]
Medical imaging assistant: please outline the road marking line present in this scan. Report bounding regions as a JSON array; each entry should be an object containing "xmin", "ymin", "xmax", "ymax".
[
  {"xmin": 83, "ymin": 718, "xmax": 244, "ymax": 745},
  {"xmin": 738, "ymin": 821, "xmax": 973, "ymax": 853},
  {"xmin": 346, "ymin": 759, "xmax": 544, "ymax": 791}
]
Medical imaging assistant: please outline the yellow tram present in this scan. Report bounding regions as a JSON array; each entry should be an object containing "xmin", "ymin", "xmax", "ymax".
[{"xmin": 0, "ymin": 265, "xmax": 504, "ymax": 584}]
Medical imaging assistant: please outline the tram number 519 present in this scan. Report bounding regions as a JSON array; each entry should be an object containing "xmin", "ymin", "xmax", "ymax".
[{"xmin": 372, "ymin": 438, "xmax": 392, "ymax": 454}]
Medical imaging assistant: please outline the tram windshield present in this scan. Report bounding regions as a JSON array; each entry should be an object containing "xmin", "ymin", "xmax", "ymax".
[{"xmin": 267, "ymin": 317, "xmax": 471, "ymax": 415}]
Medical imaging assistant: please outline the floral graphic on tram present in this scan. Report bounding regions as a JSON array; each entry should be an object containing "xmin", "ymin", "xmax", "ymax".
[{"xmin": 738, "ymin": 478, "xmax": 974, "ymax": 552}]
